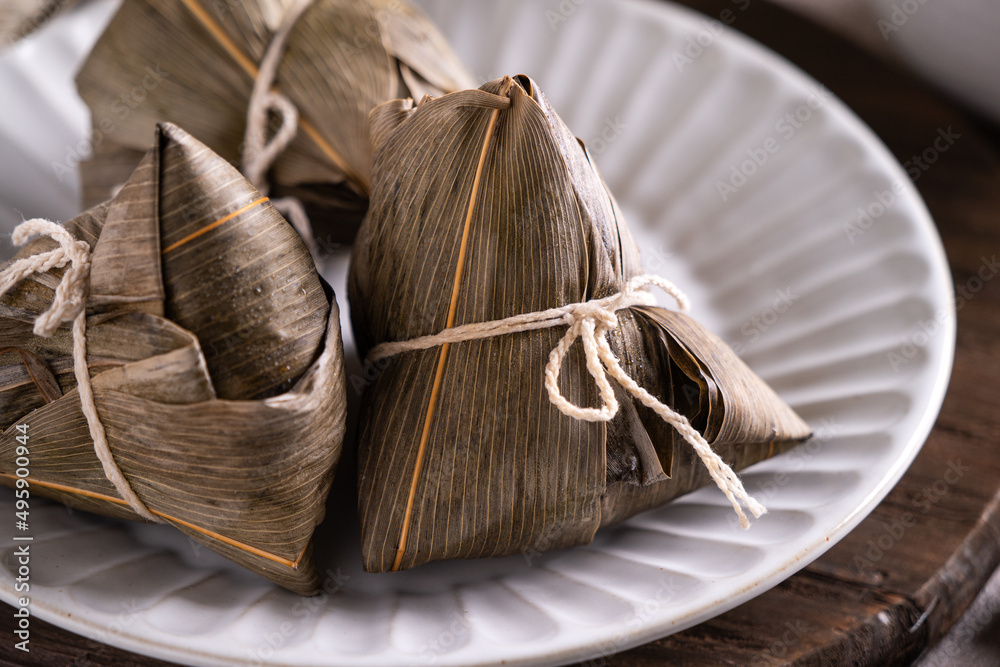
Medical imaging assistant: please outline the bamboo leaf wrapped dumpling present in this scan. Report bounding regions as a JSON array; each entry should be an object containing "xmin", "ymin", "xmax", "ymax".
[
  {"xmin": 0, "ymin": 123, "xmax": 346, "ymax": 594},
  {"xmin": 349, "ymin": 75, "xmax": 812, "ymax": 573},
  {"xmin": 75, "ymin": 0, "xmax": 475, "ymax": 243}
]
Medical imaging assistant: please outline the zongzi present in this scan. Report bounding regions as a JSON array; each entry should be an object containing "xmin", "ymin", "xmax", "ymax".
[
  {"xmin": 0, "ymin": 123, "xmax": 347, "ymax": 595},
  {"xmin": 349, "ymin": 75, "xmax": 812, "ymax": 573},
  {"xmin": 75, "ymin": 0, "xmax": 475, "ymax": 247}
]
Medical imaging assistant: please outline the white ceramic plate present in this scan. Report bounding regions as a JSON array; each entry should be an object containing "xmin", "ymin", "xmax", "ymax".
[{"xmin": 0, "ymin": 0, "xmax": 954, "ymax": 665}]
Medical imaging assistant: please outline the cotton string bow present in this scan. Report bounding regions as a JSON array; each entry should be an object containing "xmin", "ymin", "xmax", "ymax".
[
  {"xmin": 0, "ymin": 219, "xmax": 162, "ymax": 523},
  {"xmin": 241, "ymin": 0, "xmax": 317, "ymax": 256},
  {"xmin": 366, "ymin": 274, "xmax": 767, "ymax": 528}
]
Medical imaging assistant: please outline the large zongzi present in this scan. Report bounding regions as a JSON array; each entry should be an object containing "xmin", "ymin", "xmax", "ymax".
[
  {"xmin": 75, "ymin": 0, "xmax": 474, "ymax": 246},
  {"xmin": 0, "ymin": 123, "xmax": 347, "ymax": 594},
  {"xmin": 349, "ymin": 75, "xmax": 812, "ymax": 573}
]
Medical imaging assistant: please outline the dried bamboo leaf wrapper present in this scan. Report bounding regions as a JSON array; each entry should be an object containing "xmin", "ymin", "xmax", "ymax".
[
  {"xmin": 0, "ymin": 202, "xmax": 107, "ymax": 320},
  {"xmin": 273, "ymin": 0, "xmax": 395, "ymax": 189},
  {"xmin": 156, "ymin": 124, "xmax": 329, "ymax": 399},
  {"xmin": 75, "ymin": 0, "xmax": 475, "ymax": 240},
  {"xmin": 634, "ymin": 306, "xmax": 809, "ymax": 446},
  {"xmin": 0, "ymin": 306, "xmax": 345, "ymax": 593},
  {"xmin": 352, "ymin": 78, "xmax": 618, "ymax": 572},
  {"xmin": 600, "ymin": 305, "xmax": 810, "ymax": 526},
  {"xmin": 358, "ymin": 333, "xmax": 606, "ymax": 573},
  {"xmin": 0, "ymin": 313, "xmax": 208, "ymax": 433},
  {"xmin": 78, "ymin": 0, "xmax": 253, "ymax": 164},
  {"xmin": 350, "ymin": 75, "xmax": 811, "ymax": 572},
  {"xmin": 352, "ymin": 81, "xmax": 596, "ymax": 351},
  {"xmin": 0, "ymin": 124, "xmax": 347, "ymax": 594},
  {"xmin": 602, "ymin": 313, "xmax": 676, "ymax": 485},
  {"xmin": 87, "ymin": 150, "xmax": 164, "ymax": 311},
  {"xmin": 371, "ymin": 0, "xmax": 472, "ymax": 97}
]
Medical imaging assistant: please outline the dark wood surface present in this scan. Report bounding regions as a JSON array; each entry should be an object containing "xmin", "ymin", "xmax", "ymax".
[{"xmin": 2, "ymin": 0, "xmax": 999, "ymax": 665}]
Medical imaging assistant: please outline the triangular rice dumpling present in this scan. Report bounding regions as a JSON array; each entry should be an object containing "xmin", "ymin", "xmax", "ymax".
[
  {"xmin": 349, "ymin": 75, "xmax": 811, "ymax": 573},
  {"xmin": 75, "ymin": 0, "xmax": 475, "ymax": 244},
  {"xmin": 0, "ymin": 123, "xmax": 347, "ymax": 594}
]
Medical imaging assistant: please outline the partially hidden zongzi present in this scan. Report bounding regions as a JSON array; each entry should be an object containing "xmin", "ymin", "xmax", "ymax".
[
  {"xmin": 349, "ymin": 75, "xmax": 812, "ymax": 573},
  {"xmin": 75, "ymin": 0, "xmax": 475, "ymax": 245},
  {"xmin": 0, "ymin": 123, "xmax": 347, "ymax": 594}
]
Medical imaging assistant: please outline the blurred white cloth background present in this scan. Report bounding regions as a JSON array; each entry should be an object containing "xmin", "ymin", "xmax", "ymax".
[{"xmin": 772, "ymin": 0, "xmax": 1000, "ymax": 122}]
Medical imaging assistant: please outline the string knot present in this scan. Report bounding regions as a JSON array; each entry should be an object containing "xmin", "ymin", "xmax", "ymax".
[
  {"xmin": 1, "ymin": 219, "xmax": 162, "ymax": 524},
  {"xmin": 364, "ymin": 274, "xmax": 766, "ymax": 529},
  {"xmin": 2, "ymin": 219, "xmax": 91, "ymax": 337},
  {"xmin": 564, "ymin": 301, "xmax": 619, "ymax": 330}
]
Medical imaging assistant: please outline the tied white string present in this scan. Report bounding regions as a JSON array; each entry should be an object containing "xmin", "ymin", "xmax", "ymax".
[
  {"xmin": 0, "ymin": 219, "xmax": 162, "ymax": 523},
  {"xmin": 366, "ymin": 274, "xmax": 766, "ymax": 528},
  {"xmin": 241, "ymin": 0, "xmax": 318, "ymax": 257}
]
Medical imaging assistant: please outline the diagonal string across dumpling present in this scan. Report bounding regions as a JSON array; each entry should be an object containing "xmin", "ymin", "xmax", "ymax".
[
  {"xmin": 365, "ymin": 274, "xmax": 768, "ymax": 529},
  {"xmin": 0, "ymin": 219, "xmax": 162, "ymax": 523}
]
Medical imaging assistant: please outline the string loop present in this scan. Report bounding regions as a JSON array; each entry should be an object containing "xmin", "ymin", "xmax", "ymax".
[
  {"xmin": 241, "ymin": 0, "xmax": 319, "ymax": 259},
  {"xmin": 1, "ymin": 219, "xmax": 162, "ymax": 523},
  {"xmin": 365, "ymin": 274, "xmax": 765, "ymax": 528}
]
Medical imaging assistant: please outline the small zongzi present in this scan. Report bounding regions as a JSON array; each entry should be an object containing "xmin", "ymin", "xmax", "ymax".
[
  {"xmin": 0, "ymin": 123, "xmax": 347, "ymax": 594},
  {"xmin": 349, "ymin": 75, "xmax": 812, "ymax": 573},
  {"xmin": 75, "ymin": 0, "xmax": 475, "ymax": 245}
]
